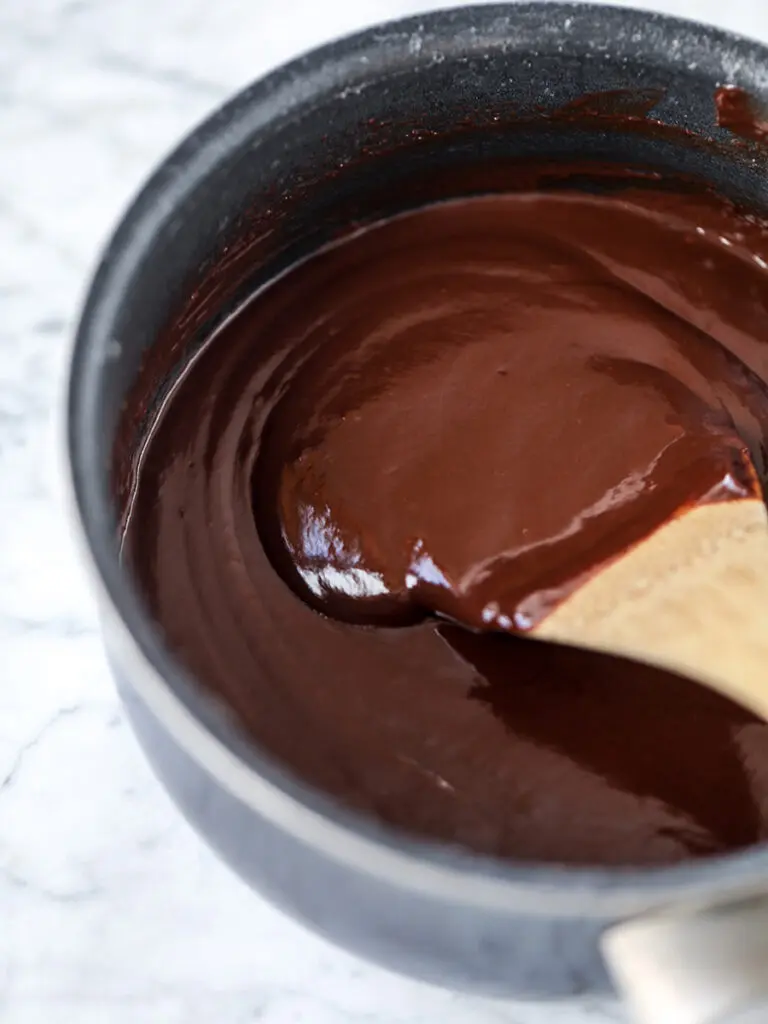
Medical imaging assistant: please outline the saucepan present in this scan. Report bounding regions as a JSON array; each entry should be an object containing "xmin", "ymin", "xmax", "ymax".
[{"xmin": 65, "ymin": 4, "xmax": 768, "ymax": 1021}]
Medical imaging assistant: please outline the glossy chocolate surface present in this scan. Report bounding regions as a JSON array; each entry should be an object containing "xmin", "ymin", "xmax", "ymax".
[
  {"xmin": 264, "ymin": 192, "xmax": 767, "ymax": 631},
  {"xmin": 121, "ymin": 175, "xmax": 768, "ymax": 866}
]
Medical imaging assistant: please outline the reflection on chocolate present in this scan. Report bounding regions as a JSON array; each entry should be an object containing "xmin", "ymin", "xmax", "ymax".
[
  {"xmin": 121, "ymin": 172, "xmax": 768, "ymax": 866},
  {"xmin": 441, "ymin": 627, "xmax": 767, "ymax": 860}
]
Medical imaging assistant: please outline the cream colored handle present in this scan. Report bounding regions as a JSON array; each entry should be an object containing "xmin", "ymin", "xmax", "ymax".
[
  {"xmin": 603, "ymin": 897, "xmax": 768, "ymax": 1024},
  {"xmin": 534, "ymin": 499, "xmax": 768, "ymax": 720}
]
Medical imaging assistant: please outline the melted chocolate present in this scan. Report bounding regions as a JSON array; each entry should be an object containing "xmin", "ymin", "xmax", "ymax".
[
  {"xmin": 121, "ymin": 176, "xmax": 768, "ymax": 866},
  {"xmin": 263, "ymin": 194, "xmax": 767, "ymax": 631},
  {"xmin": 716, "ymin": 85, "xmax": 768, "ymax": 143}
]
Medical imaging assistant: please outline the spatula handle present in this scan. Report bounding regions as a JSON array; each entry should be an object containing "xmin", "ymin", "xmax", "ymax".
[{"xmin": 603, "ymin": 895, "xmax": 768, "ymax": 1024}]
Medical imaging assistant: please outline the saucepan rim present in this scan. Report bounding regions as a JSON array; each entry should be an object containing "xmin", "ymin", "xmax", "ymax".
[{"xmin": 65, "ymin": 1, "xmax": 768, "ymax": 918}]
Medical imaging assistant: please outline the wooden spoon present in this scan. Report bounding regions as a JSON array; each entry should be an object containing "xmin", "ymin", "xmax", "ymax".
[{"xmin": 532, "ymin": 496, "xmax": 768, "ymax": 719}]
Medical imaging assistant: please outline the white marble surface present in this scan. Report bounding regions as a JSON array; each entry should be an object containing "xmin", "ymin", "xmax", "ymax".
[{"xmin": 2, "ymin": 0, "xmax": 768, "ymax": 1020}]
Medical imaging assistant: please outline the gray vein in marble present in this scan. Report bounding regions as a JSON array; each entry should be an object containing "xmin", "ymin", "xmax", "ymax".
[{"xmin": 0, "ymin": 707, "xmax": 82, "ymax": 791}]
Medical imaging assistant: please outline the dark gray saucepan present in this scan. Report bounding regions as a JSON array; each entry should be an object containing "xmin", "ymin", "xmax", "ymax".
[{"xmin": 65, "ymin": 4, "xmax": 768, "ymax": 1020}]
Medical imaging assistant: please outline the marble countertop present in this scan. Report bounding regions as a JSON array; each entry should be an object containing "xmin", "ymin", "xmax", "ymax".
[{"xmin": 2, "ymin": 0, "xmax": 768, "ymax": 1021}]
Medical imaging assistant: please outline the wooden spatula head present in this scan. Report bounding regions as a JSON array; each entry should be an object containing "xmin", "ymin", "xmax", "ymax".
[{"xmin": 533, "ymin": 497, "xmax": 768, "ymax": 719}]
